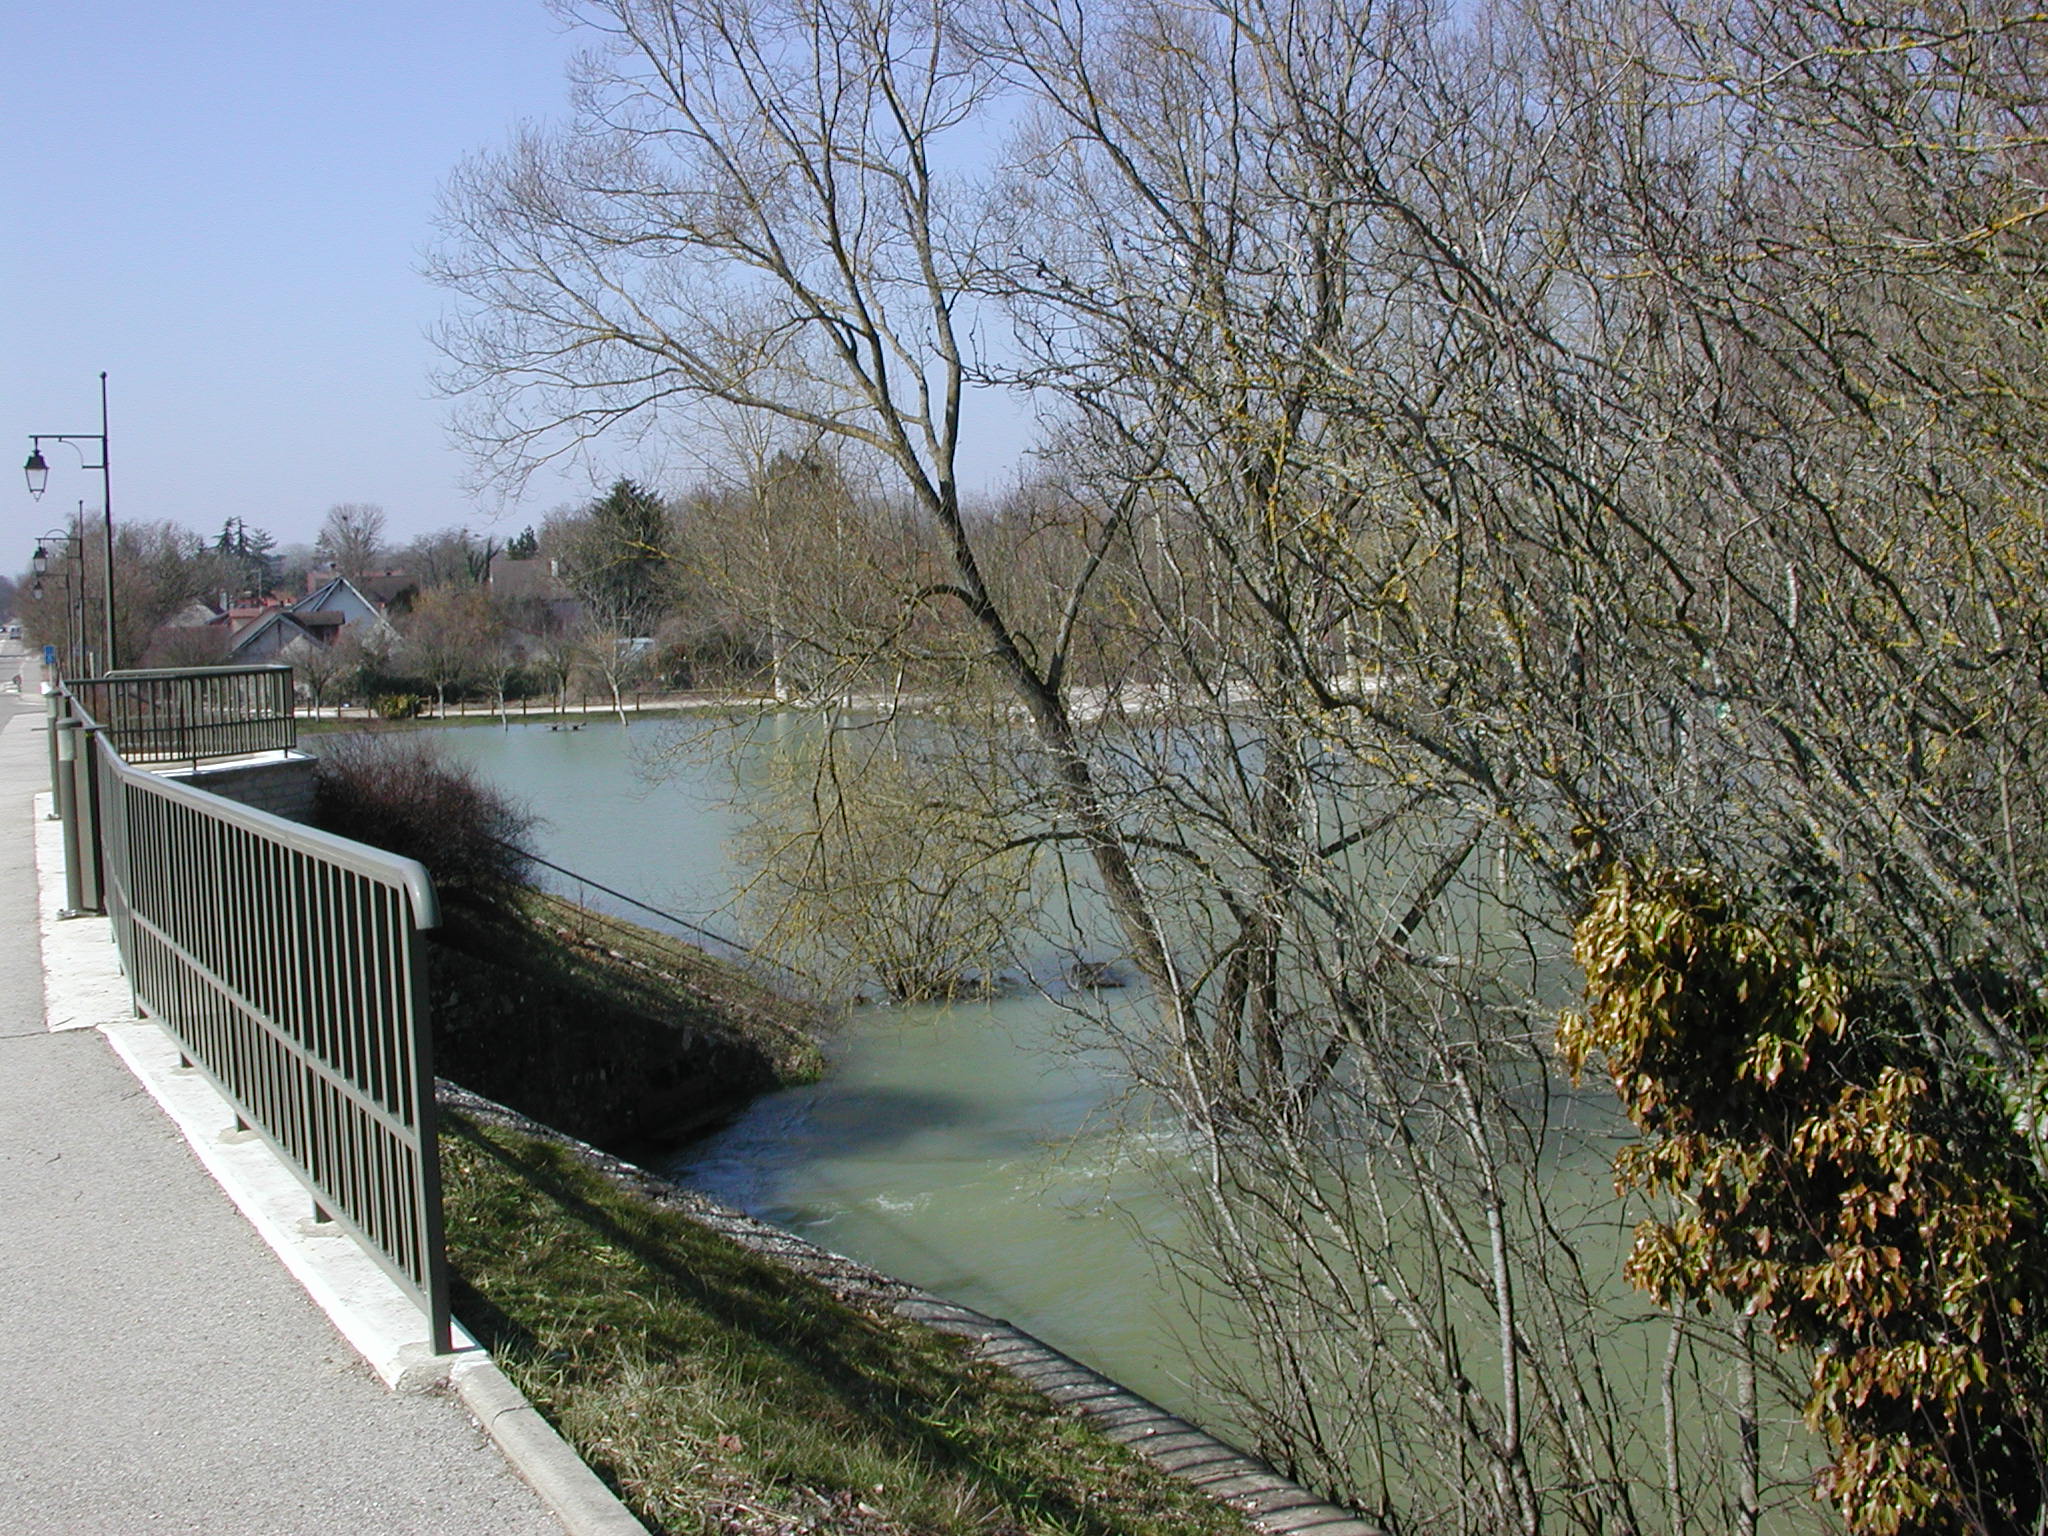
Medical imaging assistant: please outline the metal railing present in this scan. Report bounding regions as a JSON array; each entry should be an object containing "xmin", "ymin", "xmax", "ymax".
[
  {"xmin": 50, "ymin": 681, "xmax": 451, "ymax": 1354},
  {"xmin": 69, "ymin": 664, "xmax": 296, "ymax": 765}
]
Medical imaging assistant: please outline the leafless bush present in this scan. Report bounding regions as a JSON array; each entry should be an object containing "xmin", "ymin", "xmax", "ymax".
[{"xmin": 311, "ymin": 731, "xmax": 537, "ymax": 907}]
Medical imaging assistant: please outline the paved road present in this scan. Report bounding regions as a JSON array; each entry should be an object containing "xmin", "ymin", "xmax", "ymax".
[{"xmin": 0, "ymin": 646, "xmax": 567, "ymax": 1535}]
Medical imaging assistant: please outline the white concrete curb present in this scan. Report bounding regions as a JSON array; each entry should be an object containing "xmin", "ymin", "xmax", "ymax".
[
  {"xmin": 31, "ymin": 790, "xmax": 649, "ymax": 1536},
  {"xmin": 451, "ymin": 1359, "xmax": 651, "ymax": 1536}
]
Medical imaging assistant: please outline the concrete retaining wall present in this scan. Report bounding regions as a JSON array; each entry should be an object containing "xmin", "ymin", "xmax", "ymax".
[{"xmin": 160, "ymin": 752, "xmax": 319, "ymax": 824}]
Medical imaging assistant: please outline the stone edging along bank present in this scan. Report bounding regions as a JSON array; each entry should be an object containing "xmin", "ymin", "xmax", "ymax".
[{"xmin": 439, "ymin": 1083, "xmax": 1385, "ymax": 1536}]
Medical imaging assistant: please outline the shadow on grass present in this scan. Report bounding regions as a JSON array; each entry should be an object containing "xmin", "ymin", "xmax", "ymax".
[{"xmin": 441, "ymin": 1110, "xmax": 1223, "ymax": 1536}]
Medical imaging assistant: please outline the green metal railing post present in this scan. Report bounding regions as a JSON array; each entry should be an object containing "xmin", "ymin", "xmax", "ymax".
[
  {"xmin": 51, "ymin": 717, "xmax": 88, "ymax": 918},
  {"xmin": 44, "ymin": 691, "xmax": 61, "ymax": 819},
  {"xmin": 72, "ymin": 725, "xmax": 105, "ymax": 915}
]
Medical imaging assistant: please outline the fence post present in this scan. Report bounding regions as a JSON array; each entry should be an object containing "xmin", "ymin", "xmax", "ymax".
[
  {"xmin": 408, "ymin": 932, "xmax": 454, "ymax": 1358},
  {"xmin": 73, "ymin": 725, "xmax": 106, "ymax": 915},
  {"xmin": 52, "ymin": 716, "xmax": 89, "ymax": 918},
  {"xmin": 44, "ymin": 691, "xmax": 63, "ymax": 821}
]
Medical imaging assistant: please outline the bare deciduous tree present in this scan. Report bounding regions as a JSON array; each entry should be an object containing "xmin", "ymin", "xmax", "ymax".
[
  {"xmin": 282, "ymin": 628, "xmax": 365, "ymax": 717},
  {"xmin": 315, "ymin": 503, "xmax": 388, "ymax": 584},
  {"xmin": 732, "ymin": 710, "xmax": 1036, "ymax": 999},
  {"xmin": 403, "ymin": 525, "xmax": 499, "ymax": 590},
  {"xmin": 401, "ymin": 585, "xmax": 499, "ymax": 714},
  {"xmin": 437, "ymin": 0, "xmax": 2048, "ymax": 1528}
]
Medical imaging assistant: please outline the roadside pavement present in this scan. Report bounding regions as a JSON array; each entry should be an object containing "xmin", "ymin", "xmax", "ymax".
[{"xmin": 0, "ymin": 652, "xmax": 572, "ymax": 1535}]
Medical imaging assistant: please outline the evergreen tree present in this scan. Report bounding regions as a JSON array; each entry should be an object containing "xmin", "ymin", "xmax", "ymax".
[
  {"xmin": 560, "ymin": 479, "xmax": 674, "ymax": 635},
  {"xmin": 213, "ymin": 517, "xmax": 279, "ymax": 601}
]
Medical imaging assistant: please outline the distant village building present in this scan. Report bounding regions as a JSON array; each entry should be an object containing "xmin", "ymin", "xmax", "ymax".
[
  {"xmin": 137, "ymin": 597, "xmax": 233, "ymax": 670},
  {"xmin": 227, "ymin": 576, "xmax": 395, "ymax": 662},
  {"xmin": 157, "ymin": 600, "xmax": 223, "ymax": 631},
  {"xmin": 303, "ymin": 562, "xmax": 419, "ymax": 611}
]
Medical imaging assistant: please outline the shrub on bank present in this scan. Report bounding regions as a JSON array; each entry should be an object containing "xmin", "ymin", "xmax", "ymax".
[{"xmin": 310, "ymin": 731, "xmax": 535, "ymax": 907}]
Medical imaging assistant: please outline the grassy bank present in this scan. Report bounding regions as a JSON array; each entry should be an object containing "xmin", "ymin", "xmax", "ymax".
[{"xmin": 441, "ymin": 1107, "xmax": 1255, "ymax": 1536}]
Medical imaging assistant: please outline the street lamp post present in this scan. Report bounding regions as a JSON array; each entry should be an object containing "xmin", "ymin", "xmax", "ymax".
[
  {"xmin": 24, "ymin": 371, "xmax": 115, "ymax": 673},
  {"xmin": 31, "ymin": 513, "xmax": 87, "ymax": 677}
]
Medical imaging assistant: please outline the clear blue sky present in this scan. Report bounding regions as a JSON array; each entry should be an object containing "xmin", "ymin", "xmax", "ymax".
[{"xmin": 3, "ymin": 0, "xmax": 1033, "ymax": 563}]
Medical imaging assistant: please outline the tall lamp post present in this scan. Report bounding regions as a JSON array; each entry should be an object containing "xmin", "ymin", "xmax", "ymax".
[
  {"xmin": 24, "ymin": 371, "xmax": 115, "ymax": 673},
  {"xmin": 30, "ymin": 515, "xmax": 86, "ymax": 678}
]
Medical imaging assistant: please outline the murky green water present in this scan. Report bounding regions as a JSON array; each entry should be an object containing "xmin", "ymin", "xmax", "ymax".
[
  {"xmin": 675, "ymin": 992, "xmax": 1207, "ymax": 1407},
  {"xmin": 419, "ymin": 717, "xmax": 1825, "ymax": 1524},
  {"xmin": 427, "ymin": 717, "xmax": 1204, "ymax": 1409}
]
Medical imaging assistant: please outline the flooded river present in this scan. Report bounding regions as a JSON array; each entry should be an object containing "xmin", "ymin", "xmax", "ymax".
[
  {"xmin": 428, "ymin": 715, "xmax": 1212, "ymax": 1412},
  {"xmin": 417, "ymin": 713, "xmax": 1827, "ymax": 1527}
]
